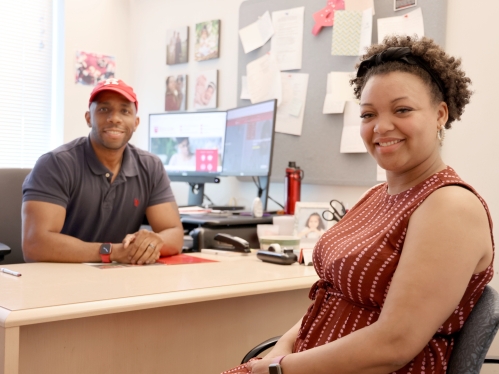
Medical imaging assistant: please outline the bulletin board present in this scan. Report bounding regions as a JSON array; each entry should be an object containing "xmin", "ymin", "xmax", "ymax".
[{"xmin": 237, "ymin": 0, "xmax": 448, "ymax": 186}]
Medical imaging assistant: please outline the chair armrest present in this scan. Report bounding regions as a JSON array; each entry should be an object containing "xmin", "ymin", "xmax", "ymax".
[
  {"xmin": 0, "ymin": 242, "xmax": 11, "ymax": 262},
  {"xmin": 484, "ymin": 355, "xmax": 499, "ymax": 364},
  {"xmin": 241, "ymin": 336, "xmax": 281, "ymax": 364}
]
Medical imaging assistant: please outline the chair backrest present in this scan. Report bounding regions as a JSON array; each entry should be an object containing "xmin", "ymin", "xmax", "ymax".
[
  {"xmin": 0, "ymin": 168, "xmax": 32, "ymax": 265},
  {"xmin": 447, "ymin": 285, "xmax": 499, "ymax": 374}
]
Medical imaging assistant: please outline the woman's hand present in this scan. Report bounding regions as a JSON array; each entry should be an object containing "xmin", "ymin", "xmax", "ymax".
[{"xmin": 245, "ymin": 356, "xmax": 273, "ymax": 374}]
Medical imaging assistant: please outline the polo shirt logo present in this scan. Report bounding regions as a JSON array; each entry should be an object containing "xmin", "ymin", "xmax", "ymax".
[{"xmin": 134, "ymin": 198, "xmax": 139, "ymax": 207}]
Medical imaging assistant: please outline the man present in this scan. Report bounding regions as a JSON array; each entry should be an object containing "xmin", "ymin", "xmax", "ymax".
[{"xmin": 22, "ymin": 78, "xmax": 183, "ymax": 265}]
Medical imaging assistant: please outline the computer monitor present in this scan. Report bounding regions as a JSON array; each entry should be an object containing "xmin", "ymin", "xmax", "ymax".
[
  {"xmin": 149, "ymin": 111, "xmax": 227, "ymax": 206},
  {"xmin": 222, "ymin": 99, "xmax": 277, "ymax": 210}
]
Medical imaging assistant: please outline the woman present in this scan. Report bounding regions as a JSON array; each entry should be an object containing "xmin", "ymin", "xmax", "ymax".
[
  {"xmin": 223, "ymin": 36, "xmax": 494, "ymax": 374},
  {"xmin": 168, "ymin": 137, "xmax": 195, "ymax": 169},
  {"xmin": 298, "ymin": 212, "xmax": 326, "ymax": 239}
]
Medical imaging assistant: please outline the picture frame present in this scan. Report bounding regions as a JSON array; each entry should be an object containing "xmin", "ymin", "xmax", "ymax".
[
  {"xmin": 194, "ymin": 20, "xmax": 221, "ymax": 61},
  {"xmin": 394, "ymin": 0, "xmax": 417, "ymax": 12},
  {"xmin": 192, "ymin": 69, "xmax": 218, "ymax": 110},
  {"xmin": 293, "ymin": 202, "xmax": 336, "ymax": 242},
  {"xmin": 165, "ymin": 74, "xmax": 188, "ymax": 111},
  {"xmin": 166, "ymin": 26, "xmax": 189, "ymax": 65},
  {"xmin": 75, "ymin": 51, "xmax": 116, "ymax": 86}
]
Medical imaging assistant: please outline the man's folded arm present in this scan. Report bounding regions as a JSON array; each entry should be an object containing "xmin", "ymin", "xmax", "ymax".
[
  {"xmin": 22, "ymin": 201, "xmax": 103, "ymax": 263},
  {"xmin": 145, "ymin": 201, "xmax": 184, "ymax": 256}
]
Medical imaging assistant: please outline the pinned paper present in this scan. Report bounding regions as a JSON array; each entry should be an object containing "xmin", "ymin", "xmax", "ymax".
[
  {"xmin": 312, "ymin": 0, "xmax": 345, "ymax": 36},
  {"xmin": 323, "ymin": 71, "xmax": 355, "ymax": 114},
  {"xmin": 276, "ymin": 73, "xmax": 309, "ymax": 136},
  {"xmin": 238, "ymin": 11, "xmax": 274, "ymax": 54},
  {"xmin": 271, "ymin": 7, "xmax": 304, "ymax": 71},
  {"xmin": 331, "ymin": 8, "xmax": 373, "ymax": 56},
  {"xmin": 345, "ymin": 0, "xmax": 375, "ymax": 15},
  {"xmin": 377, "ymin": 7, "xmax": 424, "ymax": 43},
  {"xmin": 289, "ymin": 100, "xmax": 303, "ymax": 117},
  {"xmin": 246, "ymin": 53, "xmax": 282, "ymax": 105},
  {"xmin": 240, "ymin": 76, "xmax": 250, "ymax": 100},
  {"xmin": 340, "ymin": 101, "xmax": 367, "ymax": 153}
]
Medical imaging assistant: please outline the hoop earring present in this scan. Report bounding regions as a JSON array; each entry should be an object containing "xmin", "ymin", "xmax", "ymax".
[{"xmin": 437, "ymin": 127, "xmax": 446, "ymax": 144}]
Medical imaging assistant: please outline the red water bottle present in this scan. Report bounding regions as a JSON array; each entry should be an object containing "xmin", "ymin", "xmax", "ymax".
[{"xmin": 284, "ymin": 161, "xmax": 304, "ymax": 215}]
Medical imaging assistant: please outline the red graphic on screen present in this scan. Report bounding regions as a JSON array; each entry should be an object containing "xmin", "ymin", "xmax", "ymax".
[{"xmin": 195, "ymin": 149, "xmax": 218, "ymax": 172}]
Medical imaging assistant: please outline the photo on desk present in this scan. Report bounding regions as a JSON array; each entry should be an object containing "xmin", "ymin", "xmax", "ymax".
[
  {"xmin": 294, "ymin": 202, "xmax": 335, "ymax": 242},
  {"xmin": 194, "ymin": 20, "xmax": 220, "ymax": 61},
  {"xmin": 165, "ymin": 74, "xmax": 187, "ymax": 111},
  {"xmin": 192, "ymin": 69, "xmax": 218, "ymax": 109},
  {"xmin": 166, "ymin": 26, "xmax": 189, "ymax": 65}
]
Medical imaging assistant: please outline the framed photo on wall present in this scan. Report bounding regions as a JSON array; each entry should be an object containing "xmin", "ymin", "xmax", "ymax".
[
  {"xmin": 194, "ymin": 20, "xmax": 220, "ymax": 61},
  {"xmin": 165, "ymin": 74, "xmax": 187, "ymax": 111},
  {"xmin": 294, "ymin": 202, "xmax": 336, "ymax": 242},
  {"xmin": 192, "ymin": 70, "xmax": 218, "ymax": 110},
  {"xmin": 166, "ymin": 26, "xmax": 189, "ymax": 65}
]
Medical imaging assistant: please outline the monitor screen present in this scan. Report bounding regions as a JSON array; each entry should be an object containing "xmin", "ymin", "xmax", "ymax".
[
  {"xmin": 222, "ymin": 99, "xmax": 277, "ymax": 177},
  {"xmin": 149, "ymin": 111, "xmax": 227, "ymax": 176}
]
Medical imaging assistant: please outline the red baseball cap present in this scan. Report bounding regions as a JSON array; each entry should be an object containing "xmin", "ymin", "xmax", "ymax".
[{"xmin": 89, "ymin": 78, "xmax": 139, "ymax": 111}]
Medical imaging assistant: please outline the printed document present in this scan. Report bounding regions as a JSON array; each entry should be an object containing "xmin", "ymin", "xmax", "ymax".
[
  {"xmin": 377, "ymin": 7, "xmax": 424, "ymax": 43},
  {"xmin": 276, "ymin": 73, "xmax": 309, "ymax": 136},
  {"xmin": 246, "ymin": 53, "xmax": 282, "ymax": 105},
  {"xmin": 340, "ymin": 101, "xmax": 367, "ymax": 153},
  {"xmin": 323, "ymin": 71, "xmax": 355, "ymax": 114},
  {"xmin": 271, "ymin": 7, "xmax": 304, "ymax": 71},
  {"xmin": 239, "ymin": 11, "xmax": 274, "ymax": 54}
]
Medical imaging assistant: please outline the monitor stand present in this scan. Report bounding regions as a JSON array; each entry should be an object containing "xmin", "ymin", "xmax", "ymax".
[{"xmin": 188, "ymin": 183, "xmax": 205, "ymax": 206}]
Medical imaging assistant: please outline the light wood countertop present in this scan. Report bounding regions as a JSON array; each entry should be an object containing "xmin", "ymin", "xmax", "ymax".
[{"xmin": 0, "ymin": 253, "xmax": 318, "ymax": 328}]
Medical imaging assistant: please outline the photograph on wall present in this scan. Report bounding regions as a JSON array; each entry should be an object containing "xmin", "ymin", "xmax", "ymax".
[
  {"xmin": 75, "ymin": 51, "xmax": 116, "ymax": 86},
  {"xmin": 165, "ymin": 74, "xmax": 187, "ymax": 111},
  {"xmin": 194, "ymin": 20, "xmax": 221, "ymax": 61},
  {"xmin": 192, "ymin": 70, "xmax": 218, "ymax": 110},
  {"xmin": 166, "ymin": 26, "xmax": 189, "ymax": 65}
]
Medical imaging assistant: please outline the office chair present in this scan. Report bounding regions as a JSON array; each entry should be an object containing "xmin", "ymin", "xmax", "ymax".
[
  {"xmin": 0, "ymin": 168, "xmax": 32, "ymax": 265},
  {"xmin": 241, "ymin": 285, "xmax": 499, "ymax": 373}
]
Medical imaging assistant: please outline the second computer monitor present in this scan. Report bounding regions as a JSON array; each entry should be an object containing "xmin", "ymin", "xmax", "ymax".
[{"xmin": 222, "ymin": 99, "xmax": 277, "ymax": 177}]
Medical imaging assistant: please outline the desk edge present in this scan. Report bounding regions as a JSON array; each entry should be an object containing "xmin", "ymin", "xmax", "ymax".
[{"xmin": 1, "ymin": 275, "xmax": 318, "ymax": 328}]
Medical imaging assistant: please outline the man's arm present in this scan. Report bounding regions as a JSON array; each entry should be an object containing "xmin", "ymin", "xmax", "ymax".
[
  {"xmin": 22, "ymin": 201, "xmax": 103, "ymax": 262},
  {"xmin": 22, "ymin": 201, "xmax": 150, "ymax": 263},
  {"xmin": 125, "ymin": 202, "xmax": 183, "ymax": 265}
]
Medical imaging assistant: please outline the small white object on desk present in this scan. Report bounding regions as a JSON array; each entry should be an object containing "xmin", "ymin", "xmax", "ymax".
[
  {"xmin": 1, "ymin": 267, "xmax": 22, "ymax": 277},
  {"xmin": 201, "ymin": 249, "xmax": 251, "ymax": 257}
]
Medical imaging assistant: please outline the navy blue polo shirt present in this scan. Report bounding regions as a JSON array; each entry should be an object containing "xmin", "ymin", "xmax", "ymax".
[{"xmin": 23, "ymin": 137, "xmax": 176, "ymax": 243}]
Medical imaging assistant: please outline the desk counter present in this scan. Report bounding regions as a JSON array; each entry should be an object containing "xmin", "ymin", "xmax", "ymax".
[{"xmin": 0, "ymin": 254, "xmax": 318, "ymax": 374}]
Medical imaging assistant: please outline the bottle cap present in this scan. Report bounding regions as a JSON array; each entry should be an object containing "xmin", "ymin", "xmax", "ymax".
[{"xmin": 288, "ymin": 161, "xmax": 296, "ymax": 168}]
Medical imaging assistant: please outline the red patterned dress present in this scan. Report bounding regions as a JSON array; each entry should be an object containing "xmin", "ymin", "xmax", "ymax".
[{"xmin": 223, "ymin": 167, "xmax": 494, "ymax": 374}]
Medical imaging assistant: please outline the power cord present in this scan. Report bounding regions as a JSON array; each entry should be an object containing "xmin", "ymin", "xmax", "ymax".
[{"xmin": 252, "ymin": 176, "xmax": 284, "ymax": 209}]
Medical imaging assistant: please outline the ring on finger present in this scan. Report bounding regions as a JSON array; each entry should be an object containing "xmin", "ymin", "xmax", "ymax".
[{"xmin": 148, "ymin": 244, "xmax": 156, "ymax": 249}]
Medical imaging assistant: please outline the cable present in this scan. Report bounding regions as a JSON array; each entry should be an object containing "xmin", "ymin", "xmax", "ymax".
[
  {"xmin": 268, "ymin": 194, "xmax": 284, "ymax": 209},
  {"xmin": 203, "ymin": 193, "xmax": 215, "ymax": 205},
  {"xmin": 252, "ymin": 176, "xmax": 263, "ymax": 198}
]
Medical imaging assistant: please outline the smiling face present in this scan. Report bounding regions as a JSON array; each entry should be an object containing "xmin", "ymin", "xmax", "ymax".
[
  {"xmin": 359, "ymin": 72, "xmax": 448, "ymax": 176},
  {"xmin": 308, "ymin": 214, "xmax": 320, "ymax": 230},
  {"xmin": 85, "ymin": 91, "xmax": 139, "ymax": 152}
]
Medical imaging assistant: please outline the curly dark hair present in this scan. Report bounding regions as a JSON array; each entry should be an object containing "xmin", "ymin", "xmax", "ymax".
[{"xmin": 350, "ymin": 36, "xmax": 472, "ymax": 129}]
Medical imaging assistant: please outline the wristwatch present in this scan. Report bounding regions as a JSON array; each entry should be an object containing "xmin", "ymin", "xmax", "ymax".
[
  {"xmin": 99, "ymin": 243, "xmax": 112, "ymax": 263},
  {"xmin": 269, "ymin": 355, "xmax": 286, "ymax": 374}
]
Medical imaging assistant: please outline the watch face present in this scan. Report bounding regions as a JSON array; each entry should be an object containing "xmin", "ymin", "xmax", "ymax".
[
  {"xmin": 100, "ymin": 243, "xmax": 112, "ymax": 255},
  {"xmin": 269, "ymin": 364, "xmax": 282, "ymax": 374}
]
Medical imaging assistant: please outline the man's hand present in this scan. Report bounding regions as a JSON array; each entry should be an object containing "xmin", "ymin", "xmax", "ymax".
[{"xmin": 118, "ymin": 229, "xmax": 163, "ymax": 265}]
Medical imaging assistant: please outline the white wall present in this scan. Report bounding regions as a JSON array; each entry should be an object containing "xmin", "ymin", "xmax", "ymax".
[{"xmin": 63, "ymin": 0, "xmax": 132, "ymax": 143}]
